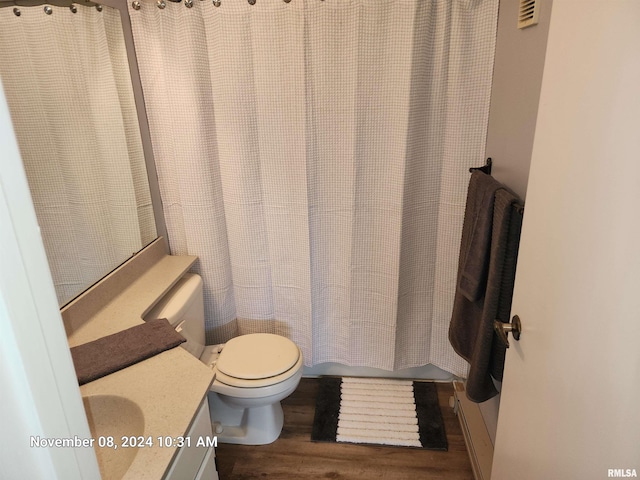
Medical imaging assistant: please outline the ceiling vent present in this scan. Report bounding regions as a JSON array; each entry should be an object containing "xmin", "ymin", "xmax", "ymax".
[{"xmin": 518, "ymin": 0, "xmax": 539, "ymax": 29}]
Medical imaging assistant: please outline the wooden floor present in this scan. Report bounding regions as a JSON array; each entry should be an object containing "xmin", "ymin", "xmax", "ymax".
[{"xmin": 215, "ymin": 378, "xmax": 474, "ymax": 480}]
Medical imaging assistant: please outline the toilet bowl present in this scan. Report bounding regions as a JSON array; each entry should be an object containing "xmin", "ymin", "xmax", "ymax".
[
  {"xmin": 145, "ymin": 273, "xmax": 303, "ymax": 445},
  {"xmin": 203, "ymin": 333, "xmax": 304, "ymax": 445}
]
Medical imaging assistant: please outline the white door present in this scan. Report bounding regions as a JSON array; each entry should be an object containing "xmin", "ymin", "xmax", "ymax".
[{"xmin": 492, "ymin": 1, "xmax": 640, "ymax": 479}]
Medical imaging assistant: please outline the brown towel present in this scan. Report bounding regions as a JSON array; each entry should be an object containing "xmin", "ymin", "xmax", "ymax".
[
  {"xmin": 449, "ymin": 188, "xmax": 523, "ymax": 403},
  {"xmin": 70, "ymin": 318, "xmax": 185, "ymax": 385},
  {"xmin": 458, "ymin": 172, "xmax": 503, "ymax": 302}
]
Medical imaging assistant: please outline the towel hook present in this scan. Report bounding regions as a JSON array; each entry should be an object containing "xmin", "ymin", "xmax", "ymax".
[
  {"xmin": 494, "ymin": 315, "xmax": 521, "ymax": 348},
  {"xmin": 470, "ymin": 157, "xmax": 492, "ymax": 175}
]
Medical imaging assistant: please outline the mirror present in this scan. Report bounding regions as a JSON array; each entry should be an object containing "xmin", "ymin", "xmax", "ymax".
[{"xmin": 0, "ymin": 1, "xmax": 158, "ymax": 306}]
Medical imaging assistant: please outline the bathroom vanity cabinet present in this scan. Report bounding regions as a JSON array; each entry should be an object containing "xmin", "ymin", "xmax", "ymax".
[
  {"xmin": 65, "ymin": 240, "xmax": 219, "ymax": 479},
  {"xmin": 165, "ymin": 397, "xmax": 219, "ymax": 480}
]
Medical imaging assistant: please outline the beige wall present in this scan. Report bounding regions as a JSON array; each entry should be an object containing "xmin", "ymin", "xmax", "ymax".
[
  {"xmin": 0, "ymin": 83, "xmax": 101, "ymax": 479},
  {"xmin": 485, "ymin": 0, "xmax": 554, "ymax": 201},
  {"xmin": 479, "ymin": 0, "xmax": 554, "ymax": 445}
]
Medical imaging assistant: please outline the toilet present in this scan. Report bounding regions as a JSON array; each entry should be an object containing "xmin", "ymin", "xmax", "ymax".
[{"xmin": 145, "ymin": 273, "xmax": 303, "ymax": 445}]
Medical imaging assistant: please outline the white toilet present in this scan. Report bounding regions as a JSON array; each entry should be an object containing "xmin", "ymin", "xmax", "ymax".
[{"xmin": 145, "ymin": 273, "xmax": 303, "ymax": 445}]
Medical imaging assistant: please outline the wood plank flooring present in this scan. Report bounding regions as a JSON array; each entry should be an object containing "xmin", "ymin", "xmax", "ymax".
[{"xmin": 215, "ymin": 378, "xmax": 474, "ymax": 480}]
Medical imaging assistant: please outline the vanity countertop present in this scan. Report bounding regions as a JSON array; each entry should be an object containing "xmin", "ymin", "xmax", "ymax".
[
  {"xmin": 80, "ymin": 346, "xmax": 214, "ymax": 480},
  {"xmin": 64, "ymin": 240, "xmax": 199, "ymax": 348},
  {"xmin": 62, "ymin": 239, "xmax": 214, "ymax": 480}
]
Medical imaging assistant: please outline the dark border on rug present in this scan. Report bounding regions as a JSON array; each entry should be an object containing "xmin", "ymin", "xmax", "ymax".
[
  {"xmin": 414, "ymin": 381, "xmax": 448, "ymax": 451},
  {"xmin": 311, "ymin": 377, "xmax": 448, "ymax": 451},
  {"xmin": 310, "ymin": 376, "xmax": 342, "ymax": 442}
]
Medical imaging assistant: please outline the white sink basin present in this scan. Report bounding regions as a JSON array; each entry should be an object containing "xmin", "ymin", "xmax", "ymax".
[{"xmin": 83, "ymin": 394, "xmax": 145, "ymax": 480}]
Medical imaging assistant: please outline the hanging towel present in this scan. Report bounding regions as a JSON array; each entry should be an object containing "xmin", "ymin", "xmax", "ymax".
[
  {"xmin": 70, "ymin": 318, "xmax": 185, "ymax": 385},
  {"xmin": 449, "ymin": 184, "xmax": 523, "ymax": 403},
  {"xmin": 458, "ymin": 172, "xmax": 504, "ymax": 302}
]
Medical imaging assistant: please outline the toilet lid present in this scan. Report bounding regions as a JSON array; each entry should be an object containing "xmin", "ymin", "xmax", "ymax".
[
  {"xmin": 216, "ymin": 333, "xmax": 300, "ymax": 380},
  {"xmin": 214, "ymin": 350, "xmax": 303, "ymax": 389}
]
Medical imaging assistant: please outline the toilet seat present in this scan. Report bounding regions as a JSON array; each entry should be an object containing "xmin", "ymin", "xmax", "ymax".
[
  {"xmin": 215, "ymin": 351, "xmax": 303, "ymax": 389},
  {"xmin": 215, "ymin": 333, "xmax": 302, "ymax": 388}
]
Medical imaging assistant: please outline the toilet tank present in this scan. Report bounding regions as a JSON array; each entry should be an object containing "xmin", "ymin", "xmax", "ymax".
[{"xmin": 145, "ymin": 273, "xmax": 206, "ymax": 359}]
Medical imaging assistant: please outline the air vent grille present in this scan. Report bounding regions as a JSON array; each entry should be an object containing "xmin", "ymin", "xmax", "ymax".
[{"xmin": 518, "ymin": 0, "xmax": 539, "ymax": 29}]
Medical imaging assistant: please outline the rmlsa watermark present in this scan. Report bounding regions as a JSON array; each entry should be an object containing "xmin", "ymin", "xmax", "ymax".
[{"xmin": 608, "ymin": 469, "xmax": 638, "ymax": 478}]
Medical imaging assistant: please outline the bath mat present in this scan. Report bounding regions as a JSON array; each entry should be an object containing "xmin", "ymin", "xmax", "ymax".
[{"xmin": 311, "ymin": 377, "xmax": 448, "ymax": 450}]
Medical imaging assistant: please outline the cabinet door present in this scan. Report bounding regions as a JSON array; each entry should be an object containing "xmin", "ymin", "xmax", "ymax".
[
  {"xmin": 195, "ymin": 447, "xmax": 219, "ymax": 480},
  {"xmin": 165, "ymin": 397, "xmax": 217, "ymax": 480}
]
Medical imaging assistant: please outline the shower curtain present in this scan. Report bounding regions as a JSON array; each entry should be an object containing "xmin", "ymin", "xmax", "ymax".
[
  {"xmin": 0, "ymin": 4, "xmax": 156, "ymax": 305},
  {"xmin": 129, "ymin": 0, "xmax": 498, "ymax": 376}
]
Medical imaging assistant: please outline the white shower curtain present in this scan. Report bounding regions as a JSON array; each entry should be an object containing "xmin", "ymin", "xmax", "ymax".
[
  {"xmin": 129, "ymin": 0, "xmax": 497, "ymax": 376},
  {"xmin": 0, "ymin": 4, "xmax": 156, "ymax": 305}
]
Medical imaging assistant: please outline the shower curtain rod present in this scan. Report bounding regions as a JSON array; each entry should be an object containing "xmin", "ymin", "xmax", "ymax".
[{"xmin": 0, "ymin": 0, "xmax": 102, "ymax": 7}]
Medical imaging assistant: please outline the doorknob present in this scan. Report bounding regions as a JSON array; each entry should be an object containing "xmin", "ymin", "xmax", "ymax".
[{"xmin": 494, "ymin": 315, "xmax": 522, "ymax": 348}]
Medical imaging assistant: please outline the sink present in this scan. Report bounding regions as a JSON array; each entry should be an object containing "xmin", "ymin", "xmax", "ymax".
[{"xmin": 83, "ymin": 395, "xmax": 145, "ymax": 480}]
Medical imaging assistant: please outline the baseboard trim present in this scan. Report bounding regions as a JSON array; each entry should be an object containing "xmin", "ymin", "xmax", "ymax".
[{"xmin": 452, "ymin": 381, "xmax": 494, "ymax": 480}]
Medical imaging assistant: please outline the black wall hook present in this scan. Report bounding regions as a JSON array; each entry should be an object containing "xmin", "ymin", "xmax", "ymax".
[{"xmin": 469, "ymin": 158, "xmax": 492, "ymax": 175}]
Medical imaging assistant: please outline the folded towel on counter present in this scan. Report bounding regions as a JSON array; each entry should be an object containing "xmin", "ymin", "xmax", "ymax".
[
  {"xmin": 449, "ymin": 184, "xmax": 523, "ymax": 403},
  {"xmin": 458, "ymin": 172, "xmax": 504, "ymax": 302},
  {"xmin": 70, "ymin": 318, "xmax": 185, "ymax": 385}
]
